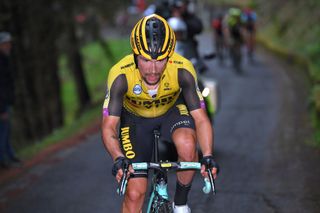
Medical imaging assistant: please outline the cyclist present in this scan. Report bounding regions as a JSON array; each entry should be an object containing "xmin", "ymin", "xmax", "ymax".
[
  {"xmin": 224, "ymin": 7, "xmax": 245, "ymax": 72},
  {"xmin": 101, "ymin": 14, "xmax": 218, "ymax": 213},
  {"xmin": 242, "ymin": 7, "xmax": 257, "ymax": 61},
  {"xmin": 211, "ymin": 13, "xmax": 225, "ymax": 64}
]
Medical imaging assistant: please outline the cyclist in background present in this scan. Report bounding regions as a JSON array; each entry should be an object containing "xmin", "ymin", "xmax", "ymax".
[
  {"xmin": 101, "ymin": 14, "xmax": 218, "ymax": 213},
  {"xmin": 224, "ymin": 7, "xmax": 245, "ymax": 73},
  {"xmin": 242, "ymin": 7, "xmax": 257, "ymax": 61},
  {"xmin": 211, "ymin": 13, "xmax": 225, "ymax": 64}
]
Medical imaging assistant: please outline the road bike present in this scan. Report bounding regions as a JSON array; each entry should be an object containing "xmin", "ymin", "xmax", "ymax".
[{"xmin": 117, "ymin": 130, "xmax": 216, "ymax": 213}]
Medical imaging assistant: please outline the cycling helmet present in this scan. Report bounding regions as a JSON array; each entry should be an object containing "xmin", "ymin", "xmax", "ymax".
[
  {"xmin": 130, "ymin": 14, "xmax": 176, "ymax": 60},
  {"xmin": 229, "ymin": 7, "xmax": 241, "ymax": 17}
]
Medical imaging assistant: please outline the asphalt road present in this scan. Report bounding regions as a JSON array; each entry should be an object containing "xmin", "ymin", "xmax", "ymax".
[{"xmin": 1, "ymin": 32, "xmax": 320, "ymax": 213}]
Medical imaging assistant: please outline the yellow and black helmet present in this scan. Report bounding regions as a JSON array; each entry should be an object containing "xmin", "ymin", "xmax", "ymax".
[{"xmin": 130, "ymin": 14, "xmax": 176, "ymax": 60}]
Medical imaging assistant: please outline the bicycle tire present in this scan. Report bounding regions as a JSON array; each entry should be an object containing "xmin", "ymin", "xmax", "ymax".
[{"xmin": 150, "ymin": 193, "xmax": 173, "ymax": 213}]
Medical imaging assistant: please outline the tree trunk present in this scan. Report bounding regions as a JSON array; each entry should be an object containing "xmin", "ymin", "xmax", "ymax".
[
  {"xmin": 63, "ymin": 1, "xmax": 91, "ymax": 113},
  {"xmin": 7, "ymin": 0, "xmax": 64, "ymax": 145},
  {"xmin": 66, "ymin": 21, "xmax": 91, "ymax": 112}
]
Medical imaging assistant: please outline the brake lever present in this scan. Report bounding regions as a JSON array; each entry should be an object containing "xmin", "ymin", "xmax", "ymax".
[
  {"xmin": 117, "ymin": 162, "xmax": 130, "ymax": 196},
  {"xmin": 207, "ymin": 168, "xmax": 216, "ymax": 195}
]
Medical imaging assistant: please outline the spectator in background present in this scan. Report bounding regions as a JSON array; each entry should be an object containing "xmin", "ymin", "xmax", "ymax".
[
  {"xmin": 169, "ymin": 0, "xmax": 203, "ymax": 58},
  {"xmin": 211, "ymin": 13, "xmax": 225, "ymax": 64},
  {"xmin": 0, "ymin": 32, "xmax": 20, "ymax": 169}
]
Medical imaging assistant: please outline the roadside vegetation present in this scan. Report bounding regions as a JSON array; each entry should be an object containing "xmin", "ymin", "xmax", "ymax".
[
  {"xmin": 255, "ymin": 0, "xmax": 320, "ymax": 146},
  {"xmin": 207, "ymin": 0, "xmax": 320, "ymax": 147},
  {"xmin": 18, "ymin": 39, "xmax": 131, "ymax": 159}
]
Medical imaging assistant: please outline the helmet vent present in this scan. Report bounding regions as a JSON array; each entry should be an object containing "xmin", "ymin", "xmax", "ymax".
[{"xmin": 146, "ymin": 18, "xmax": 165, "ymax": 59}]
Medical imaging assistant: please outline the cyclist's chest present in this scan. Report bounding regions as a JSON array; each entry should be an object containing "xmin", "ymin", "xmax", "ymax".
[{"xmin": 124, "ymin": 69, "xmax": 181, "ymax": 108}]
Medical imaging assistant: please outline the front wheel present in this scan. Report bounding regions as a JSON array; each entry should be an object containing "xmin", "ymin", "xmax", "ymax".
[{"xmin": 150, "ymin": 193, "xmax": 173, "ymax": 213}]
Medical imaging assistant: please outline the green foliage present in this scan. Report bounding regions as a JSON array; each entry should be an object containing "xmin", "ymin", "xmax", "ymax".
[
  {"xmin": 18, "ymin": 38, "xmax": 131, "ymax": 159},
  {"xmin": 59, "ymin": 39, "xmax": 131, "ymax": 124},
  {"xmin": 18, "ymin": 104, "xmax": 101, "ymax": 159},
  {"xmin": 256, "ymin": 0, "xmax": 320, "ymax": 147}
]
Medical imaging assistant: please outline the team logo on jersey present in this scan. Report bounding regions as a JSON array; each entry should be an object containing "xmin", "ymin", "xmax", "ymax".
[
  {"xmin": 173, "ymin": 60, "xmax": 183, "ymax": 64},
  {"xmin": 133, "ymin": 84, "xmax": 142, "ymax": 95},
  {"xmin": 164, "ymin": 82, "xmax": 171, "ymax": 91}
]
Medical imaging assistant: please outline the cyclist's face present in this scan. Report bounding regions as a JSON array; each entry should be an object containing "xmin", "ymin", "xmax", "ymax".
[{"xmin": 137, "ymin": 55, "xmax": 167, "ymax": 86}]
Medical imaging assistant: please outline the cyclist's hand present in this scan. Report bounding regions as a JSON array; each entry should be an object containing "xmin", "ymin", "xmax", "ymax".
[
  {"xmin": 112, "ymin": 156, "xmax": 134, "ymax": 183},
  {"xmin": 200, "ymin": 155, "xmax": 219, "ymax": 179}
]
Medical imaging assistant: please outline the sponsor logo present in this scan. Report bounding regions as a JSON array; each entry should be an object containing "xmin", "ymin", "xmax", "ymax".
[
  {"xmin": 176, "ymin": 104, "xmax": 189, "ymax": 116},
  {"xmin": 173, "ymin": 60, "xmax": 183, "ymax": 65},
  {"xmin": 133, "ymin": 84, "xmax": 142, "ymax": 95},
  {"xmin": 164, "ymin": 82, "xmax": 171, "ymax": 91},
  {"xmin": 126, "ymin": 91, "xmax": 178, "ymax": 109},
  {"xmin": 121, "ymin": 127, "xmax": 136, "ymax": 159},
  {"xmin": 120, "ymin": 62, "xmax": 134, "ymax": 69},
  {"xmin": 170, "ymin": 120, "xmax": 191, "ymax": 133}
]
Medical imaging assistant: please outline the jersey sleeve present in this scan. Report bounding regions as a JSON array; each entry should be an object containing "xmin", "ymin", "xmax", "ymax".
[
  {"xmin": 103, "ymin": 74, "xmax": 127, "ymax": 117},
  {"xmin": 178, "ymin": 68, "xmax": 205, "ymax": 111}
]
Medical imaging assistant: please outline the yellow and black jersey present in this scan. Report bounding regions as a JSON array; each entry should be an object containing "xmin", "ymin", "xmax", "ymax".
[{"xmin": 103, "ymin": 52, "xmax": 204, "ymax": 118}]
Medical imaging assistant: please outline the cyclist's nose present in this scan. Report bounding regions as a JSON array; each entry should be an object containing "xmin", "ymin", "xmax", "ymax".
[{"xmin": 150, "ymin": 61, "xmax": 157, "ymax": 73}]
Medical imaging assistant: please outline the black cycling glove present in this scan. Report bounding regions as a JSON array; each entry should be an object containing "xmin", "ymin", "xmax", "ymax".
[
  {"xmin": 200, "ymin": 155, "xmax": 220, "ymax": 174},
  {"xmin": 112, "ymin": 156, "xmax": 131, "ymax": 176}
]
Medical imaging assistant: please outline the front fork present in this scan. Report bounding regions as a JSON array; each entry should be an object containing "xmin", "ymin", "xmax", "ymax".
[{"xmin": 147, "ymin": 173, "xmax": 169, "ymax": 213}]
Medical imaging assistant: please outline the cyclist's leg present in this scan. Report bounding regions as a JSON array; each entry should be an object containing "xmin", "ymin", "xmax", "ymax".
[
  {"xmin": 123, "ymin": 178, "xmax": 148, "ymax": 213},
  {"xmin": 161, "ymin": 101, "xmax": 197, "ymax": 184},
  {"xmin": 161, "ymin": 100, "xmax": 197, "ymax": 207},
  {"xmin": 119, "ymin": 108, "xmax": 159, "ymax": 212},
  {"xmin": 172, "ymin": 127, "xmax": 197, "ymax": 184}
]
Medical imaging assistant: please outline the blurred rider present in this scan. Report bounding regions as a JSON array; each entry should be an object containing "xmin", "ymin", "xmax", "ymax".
[
  {"xmin": 224, "ymin": 7, "xmax": 245, "ymax": 72},
  {"xmin": 242, "ymin": 7, "xmax": 257, "ymax": 60}
]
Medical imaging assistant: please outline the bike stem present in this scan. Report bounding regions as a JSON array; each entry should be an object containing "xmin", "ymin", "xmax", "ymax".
[{"xmin": 153, "ymin": 130, "xmax": 160, "ymax": 163}]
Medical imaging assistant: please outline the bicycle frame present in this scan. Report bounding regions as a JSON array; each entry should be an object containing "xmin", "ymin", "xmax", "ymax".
[
  {"xmin": 147, "ymin": 130, "xmax": 170, "ymax": 212},
  {"xmin": 117, "ymin": 130, "xmax": 215, "ymax": 213}
]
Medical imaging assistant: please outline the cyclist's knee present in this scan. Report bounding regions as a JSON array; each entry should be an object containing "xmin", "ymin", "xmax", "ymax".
[
  {"xmin": 173, "ymin": 136, "xmax": 197, "ymax": 161},
  {"xmin": 125, "ymin": 189, "xmax": 145, "ymax": 203},
  {"xmin": 125, "ymin": 178, "xmax": 147, "ymax": 204}
]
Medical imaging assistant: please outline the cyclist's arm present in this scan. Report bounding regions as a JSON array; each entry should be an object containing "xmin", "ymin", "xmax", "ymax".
[
  {"xmin": 190, "ymin": 109, "xmax": 213, "ymax": 156},
  {"xmin": 178, "ymin": 69, "xmax": 213, "ymax": 156},
  {"xmin": 102, "ymin": 74, "xmax": 127, "ymax": 161}
]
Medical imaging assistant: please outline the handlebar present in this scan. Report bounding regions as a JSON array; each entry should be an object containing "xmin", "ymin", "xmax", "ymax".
[{"xmin": 117, "ymin": 161, "xmax": 216, "ymax": 196}]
